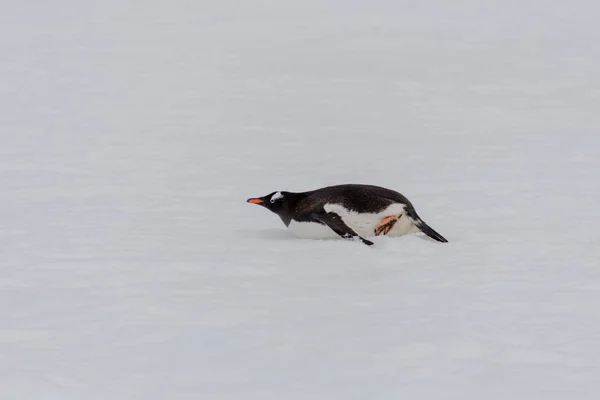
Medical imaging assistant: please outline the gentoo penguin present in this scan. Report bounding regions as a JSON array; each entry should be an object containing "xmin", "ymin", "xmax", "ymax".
[{"xmin": 246, "ymin": 184, "xmax": 448, "ymax": 246}]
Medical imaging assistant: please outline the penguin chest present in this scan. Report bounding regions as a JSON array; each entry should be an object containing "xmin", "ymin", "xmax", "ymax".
[{"xmin": 287, "ymin": 219, "xmax": 340, "ymax": 240}]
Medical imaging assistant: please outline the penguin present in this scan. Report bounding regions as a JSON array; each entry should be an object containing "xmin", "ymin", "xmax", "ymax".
[{"xmin": 246, "ymin": 184, "xmax": 448, "ymax": 246}]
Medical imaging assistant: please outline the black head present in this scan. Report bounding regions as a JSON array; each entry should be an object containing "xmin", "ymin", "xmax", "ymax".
[
  {"xmin": 247, "ymin": 191, "xmax": 302, "ymax": 226},
  {"xmin": 246, "ymin": 191, "xmax": 290, "ymax": 214}
]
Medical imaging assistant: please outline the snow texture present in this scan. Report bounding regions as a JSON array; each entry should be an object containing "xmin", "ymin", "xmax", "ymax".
[{"xmin": 1, "ymin": 0, "xmax": 600, "ymax": 399}]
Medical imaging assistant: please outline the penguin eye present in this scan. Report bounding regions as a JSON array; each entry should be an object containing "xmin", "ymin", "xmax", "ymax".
[{"xmin": 270, "ymin": 191, "xmax": 284, "ymax": 203}]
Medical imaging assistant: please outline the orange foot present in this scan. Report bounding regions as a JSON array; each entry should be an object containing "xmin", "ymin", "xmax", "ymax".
[{"xmin": 374, "ymin": 214, "xmax": 402, "ymax": 236}]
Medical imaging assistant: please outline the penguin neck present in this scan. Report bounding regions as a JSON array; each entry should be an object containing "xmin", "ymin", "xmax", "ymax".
[{"xmin": 274, "ymin": 191, "xmax": 304, "ymax": 226}]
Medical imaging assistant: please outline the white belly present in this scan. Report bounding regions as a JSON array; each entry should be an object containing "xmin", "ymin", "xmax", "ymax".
[
  {"xmin": 288, "ymin": 219, "xmax": 340, "ymax": 240},
  {"xmin": 287, "ymin": 203, "xmax": 420, "ymax": 240}
]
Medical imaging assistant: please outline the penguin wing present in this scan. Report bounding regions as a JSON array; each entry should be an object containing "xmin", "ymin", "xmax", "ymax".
[{"xmin": 313, "ymin": 212, "xmax": 374, "ymax": 246}]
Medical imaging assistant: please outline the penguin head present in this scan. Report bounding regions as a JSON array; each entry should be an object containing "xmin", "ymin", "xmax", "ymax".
[{"xmin": 246, "ymin": 191, "xmax": 289, "ymax": 214}]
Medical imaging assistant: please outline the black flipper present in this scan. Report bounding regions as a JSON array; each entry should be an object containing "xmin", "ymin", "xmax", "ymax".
[{"xmin": 314, "ymin": 212, "xmax": 374, "ymax": 246}]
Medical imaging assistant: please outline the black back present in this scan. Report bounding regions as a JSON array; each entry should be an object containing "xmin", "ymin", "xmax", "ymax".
[{"xmin": 297, "ymin": 184, "xmax": 414, "ymax": 215}]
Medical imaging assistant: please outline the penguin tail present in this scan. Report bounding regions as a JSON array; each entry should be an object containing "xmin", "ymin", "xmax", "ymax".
[
  {"xmin": 414, "ymin": 220, "xmax": 448, "ymax": 243},
  {"xmin": 405, "ymin": 207, "xmax": 448, "ymax": 243}
]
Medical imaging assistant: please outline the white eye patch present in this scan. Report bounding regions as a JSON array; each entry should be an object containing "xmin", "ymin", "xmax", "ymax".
[{"xmin": 271, "ymin": 192, "xmax": 283, "ymax": 202}]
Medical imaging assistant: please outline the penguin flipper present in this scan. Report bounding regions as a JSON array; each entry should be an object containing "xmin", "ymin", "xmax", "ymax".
[{"xmin": 313, "ymin": 212, "xmax": 374, "ymax": 246}]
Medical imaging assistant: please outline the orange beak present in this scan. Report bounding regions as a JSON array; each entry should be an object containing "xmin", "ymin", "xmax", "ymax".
[{"xmin": 247, "ymin": 198, "xmax": 264, "ymax": 204}]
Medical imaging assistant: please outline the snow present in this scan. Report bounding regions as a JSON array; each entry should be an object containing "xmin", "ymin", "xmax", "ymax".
[{"xmin": 1, "ymin": 0, "xmax": 600, "ymax": 398}]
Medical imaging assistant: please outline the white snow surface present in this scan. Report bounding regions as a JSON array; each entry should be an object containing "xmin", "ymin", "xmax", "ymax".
[{"xmin": 2, "ymin": 1, "xmax": 600, "ymax": 399}]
